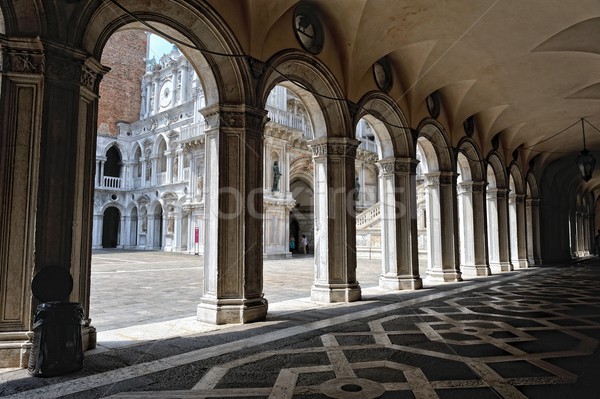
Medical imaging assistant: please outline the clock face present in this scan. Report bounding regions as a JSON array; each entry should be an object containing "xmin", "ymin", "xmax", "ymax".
[{"xmin": 159, "ymin": 82, "xmax": 172, "ymax": 108}]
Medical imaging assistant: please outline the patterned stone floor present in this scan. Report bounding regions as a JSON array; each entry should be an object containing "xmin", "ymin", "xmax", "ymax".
[{"xmin": 1, "ymin": 259, "xmax": 599, "ymax": 398}]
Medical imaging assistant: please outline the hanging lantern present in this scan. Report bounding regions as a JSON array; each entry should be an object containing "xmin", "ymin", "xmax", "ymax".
[{"xmin": 575, "ymin": 118, "xmax": 596, "ymax": 182}]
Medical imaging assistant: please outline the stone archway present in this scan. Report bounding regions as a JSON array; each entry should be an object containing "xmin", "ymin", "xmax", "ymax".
[
  {"xmin": 417, "ymin": 119, "xmax": 461, "ymax": 283},
  {"xmin": 355, "ymin": 91, "xmax": 421, "ymax": 290},
  {"xmin": 102, "ymin": 207, "xmax": 121, "ymax": 248},
  {"xmin": 486, "ymin": 152, "xmax": 511, "ymax": 272},
  {"xmin": 258, "ymin": 50, "xmax": 358, "ymax": 303}
]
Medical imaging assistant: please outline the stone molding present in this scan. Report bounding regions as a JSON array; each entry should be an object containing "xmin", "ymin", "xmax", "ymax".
[
  {"xmin": 377, "ymin": 157, "xmax": 418, "ymax": 176},
  {"xmin": 526, "ymin": 198, "xmax": 540, "ymax": 206},
  {"xmin": 200, "ymin": 105, "xmax": 269, "ymax": 132},
  {"xmin": 423, "ymin": 171, "xmax": 456, "ymax": 186},
  {"xmin": 487, "ymin": 188, "xmax": 508, "ymax": 199},
  {"xmin": 1, "ymin": 39, "xmax": 45, "ymax": 75},
  {"xmin": 457, "ymin": 181, "xmax": 486, "ymax": 194}
]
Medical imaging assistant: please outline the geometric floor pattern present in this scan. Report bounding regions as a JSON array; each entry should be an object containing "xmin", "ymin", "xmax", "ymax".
[{"xmin": 2, "ymin": 260, "xmax": 599, "ymax": 398}]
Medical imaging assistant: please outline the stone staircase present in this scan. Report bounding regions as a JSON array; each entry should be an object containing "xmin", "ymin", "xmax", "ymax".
[{"xmin": 356, "ymin": 202, "xmax": 382, "ymax": 259}]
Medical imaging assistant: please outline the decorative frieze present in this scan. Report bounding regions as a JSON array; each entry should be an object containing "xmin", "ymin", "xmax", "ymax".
[
  {"xmin": 457, "ymin": 181, "xmax": 486, "ymax": 194},
  {"xmin": 307, "ymin": 138, "xmax": 360, "ymax": 158},
  {"xmin": 423, "ymin": 172, "xmax": 456, "ymax": 186},
  {"xmin": 199, "ymin": 107, "xmax": 268, "ymax": 132},
  {"xmin": 377, "ymin": 158, "xmax": 418, "ymax": 176},
  {"xmin": 487, "ymin": 188, "xmax": 508, "ymax": 199},
  {"xmin": 2, "ymin": 47, "xmax": 45, "ymax": 75}
]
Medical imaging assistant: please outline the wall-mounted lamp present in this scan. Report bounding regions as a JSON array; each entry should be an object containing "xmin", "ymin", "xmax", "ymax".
[{"xmin": 575, "ymin": 118, "xmax": 596, "ymax": 182}]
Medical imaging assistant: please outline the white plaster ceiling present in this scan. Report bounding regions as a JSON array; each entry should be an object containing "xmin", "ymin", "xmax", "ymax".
[{"xmin": 206, "ymin": 0, "xmax": 600, "ymax": 187}]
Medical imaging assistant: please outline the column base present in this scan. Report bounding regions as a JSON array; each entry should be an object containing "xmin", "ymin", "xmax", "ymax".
[
  {"xmin": 379, "ymin": 275, "xmax": 423, "ymax": 290},
  {"xmin": 311, "ymin": 283, "xmax": 361, "ymax": 303},
  {"xmin": 527, "ymin": 257, "xmax": 542, "ymax": 265},
  {"xmin": 263, "ymin": 252, "xmax": 293, "ymax": 260},
  {"xmin": 514, "ymin": 259, "xmax": 530, "ymax": 269},
  {"xmin": 197, "ymin": 297, "xmax": 268, "ymax": 325},
  {"xmin": 82, "ymin": 322, "xmax": 97, "ymax": 351},
  {"xmin": 425, "ymin": 269, "xmax": 462, "ymax": 283},
  {"xmin": 489, "ymin": 262, "xmax": 512, "ymax": 273},
  {"xmin": 460, "ymin": 264, "xmax": 491, "ymax": 277},
  {"xmin": 0, "ymin": 331, "xmax": 33, "ymax": 368}
]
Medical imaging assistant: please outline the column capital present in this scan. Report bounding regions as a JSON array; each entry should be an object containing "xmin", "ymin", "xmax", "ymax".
[
  {"xmin": 457, "ymin": 180, "xmax": 486, "ymax": 194},
  {"xmin": 487, "ymin": 187, "xmax": 509, "ymax": 198},
  {"xmin": 424, "ymin": 171, "xmax": 456, "ymax": 186},
  {"xmin": 376, "ymin": 157, "xmax": 419, "ymax": 176},
  {"xmin": 525, "ymin": 198, "xmax": 540, "ymax": 206},
  {"xmin": 199, "ymin": 104, "xmax": 268, "ymax": 132},
  {"xmin": 307, "ymin": 137, "xmax": 360, "ymax": 159}
]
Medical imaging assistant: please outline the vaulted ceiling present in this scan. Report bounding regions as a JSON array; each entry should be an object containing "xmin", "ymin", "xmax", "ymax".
[{"xmin": 207, "ymin": 0, "xmax": 600, "ymax": 191}]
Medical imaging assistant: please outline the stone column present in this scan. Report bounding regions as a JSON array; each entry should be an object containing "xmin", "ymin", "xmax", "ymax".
[
  {"xmin": 176, "ymin": 147, "xmax": 184, "ymax": 182},
  {"xmin": 0, "ymin": 39, "xmax": 44, "ymax": 367},
  {"xmin": 514, "ymin": 194, "xmax": 529, "ymax": 268},
  {"xmin": 165, "ymin": 151, "xmax": 173, "ymax": 183},
  {"xmin": 576, "ymin": 211, "xmax": 584, "ymax": 256},
  {"xmin": 458, "ymin": 181, "xmax": 490, "ymax": 276},
  {"xmin": 487, "ymin": 188, "xmax": 512, "ymax": 272},
  {"xmin": 197, "ymin": 105, "xmax": 269, "ymax": 324},
  {"xmin": 98, "ymin": 159, "xmax": 106, "ymax": 187},
  {"xmin": 180, "ymin": 63, "xmax": 189, "ymax": 104},
  {"xmin": 92, "ymin": 213, "xmax": 103, "ymax": 249},
  {"xmin": 150, "ymin": 156, "xmax": 158, "ymax": 186},
  {"xmin": 526, "ymin": 198, "xmax": 542, "ymax": 264},
  {"xmin": 583, "ymin": 213, "xmax": 591, "ymax": 256},
  {"xmin": 308, "ymin": 137, "xmax": 361, "ymax": 302},
  {"xmin": 376, "ymin": 158, "xmax": 422, "ymax": 290},
  {"xmin": 0, "ymin": 39, "xmax": 108, "ymax": 367},
  {"xmin": 153, "ymin": 78, "xmax": 160, "ymax": 114},
  {"xmin": 423, "ymin": 172, "xmax": 462, "ymax": 282}
]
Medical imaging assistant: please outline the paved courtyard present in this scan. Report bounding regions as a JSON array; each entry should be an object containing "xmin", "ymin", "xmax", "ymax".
[
  {"xmin": 89, "ymin": 250, "xmax": 385, "ymax": 332},
  {"xmin": 2, "ymin": 255, "xmax": 599, "ymax": 398}
]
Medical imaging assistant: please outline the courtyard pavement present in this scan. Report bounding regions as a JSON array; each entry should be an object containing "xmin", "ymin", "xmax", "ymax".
[
  {"xmin": 88, "ymin": 250, "xmax": 387, "ymax": 332},
  {"xmin": 2, "ymin": 253, "xmax": 599, "ymax": 398}
]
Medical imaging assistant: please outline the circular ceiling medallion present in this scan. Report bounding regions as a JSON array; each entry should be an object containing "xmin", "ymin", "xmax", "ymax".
[
  {"xmin": 463, "ymin": 115, "xmax": 474, "ymax": 137},
  {"xmin": 293, "ymin": 4, "xmax": 324, "ymax": 55},
  {"xmin": 426, "ymin": 91, "xmax": 441, "ymax": 119},
  {"xmin": 373, "ymin": 57, "xmax": 393, "ymax": 92}
]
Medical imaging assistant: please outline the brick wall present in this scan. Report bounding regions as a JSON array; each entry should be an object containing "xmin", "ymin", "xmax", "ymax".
[{"xmin": 98, "ymin": 30, "xmax": 147, "ymax": 136}]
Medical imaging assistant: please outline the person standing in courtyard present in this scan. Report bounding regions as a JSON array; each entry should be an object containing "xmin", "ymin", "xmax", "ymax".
[
  {"xmin": 289, "ymin": 235, "xmax": 296, "ymax": 253},
  {"xmin": 302, "ymin": 234, "xmax": 308, "ymax": 254}
]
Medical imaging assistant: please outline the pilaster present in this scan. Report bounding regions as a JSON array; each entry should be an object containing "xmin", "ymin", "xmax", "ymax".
[
  {"xmin": 308, "ymin": 137, "xmax": 362, "ymax": 302},
  {"xmin": 376, "ymin": 158, "xmax": 422, "ymax": 290},
  {"xmin": 197, "ymin": 104, "xmax": 269, "ymax": 324}
]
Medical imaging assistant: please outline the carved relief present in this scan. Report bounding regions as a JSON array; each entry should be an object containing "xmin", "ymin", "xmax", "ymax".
[
  {"xmin": 377, "ymin": 158, "xmax": 418, "ymax": 175},
  {"xmin": 308, "ymin": 140, "xmax": 359, "ymax": 158},
  {"xmin": 80, "ymin": 65, "xmax": 98, "ymax": 91},
  {"xmin": 3, "ymin": 49, "xmax": 45, "ymax": 74},
  {"xmin": 45, "ymin": 56, "xmax": 79, "ymax": 82}
]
